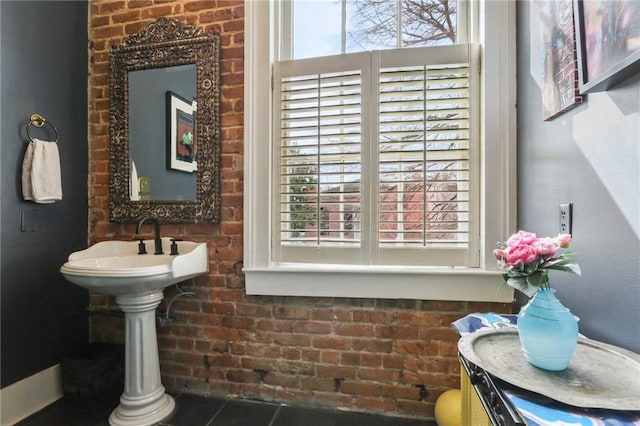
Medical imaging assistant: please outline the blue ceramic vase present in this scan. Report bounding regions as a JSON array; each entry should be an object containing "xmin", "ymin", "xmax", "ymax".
[{"xmin": 517, "ymin": 288, "xmax": 579, "ymax": 371}]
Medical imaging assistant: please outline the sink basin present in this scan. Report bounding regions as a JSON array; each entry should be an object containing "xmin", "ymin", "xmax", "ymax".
[
  {"xmin": 60, "ymin": 237, "xmax": 208, "ymax": 426},
  {"xmin": 60, "ymin": 237, "xmax": 208, "ymax": 296}
]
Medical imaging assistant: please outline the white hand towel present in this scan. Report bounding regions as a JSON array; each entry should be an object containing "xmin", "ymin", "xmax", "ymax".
[
  {"xmin": 21, "ymin": 141, "xmax": 37, "ymax": 201},
  {"xmin": 130, "ymin": 160, "xmax": 140, "ymax": 201},
  {"xmin": 22, "ymin": 138, "xmax": 62, "ymax": 203}
]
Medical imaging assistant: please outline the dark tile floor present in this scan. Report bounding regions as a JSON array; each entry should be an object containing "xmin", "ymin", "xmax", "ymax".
[{"xmin": 17, "ymin": 391, "xmax": 436, "ymax": 426}]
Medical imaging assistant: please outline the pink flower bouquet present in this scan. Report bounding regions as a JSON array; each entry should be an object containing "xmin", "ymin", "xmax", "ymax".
[{"xmin": 494, "ymin": 231, "xmax": 581, "ymax": 297}]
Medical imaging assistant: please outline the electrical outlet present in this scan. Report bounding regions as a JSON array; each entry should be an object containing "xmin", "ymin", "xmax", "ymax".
[{"xmin": 559, "ymin": 203, "xmax": 572, "ymax": 234}]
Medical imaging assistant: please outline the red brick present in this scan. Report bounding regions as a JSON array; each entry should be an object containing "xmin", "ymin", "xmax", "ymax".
[
  {"xmin": 395, "ymin": 340, "xmax": 436, "ymax": 356},
  {"xmin": 340, "ymin": 352, "xmax": 361, "ymax": 366},
  {"xmin": 293, "ymin": 321, "xmax": 332, "ymax": 334},
  {"xmin": 316, "ymin": 365, "xmax": 357, "ymax": 380},
  {"xmin": 98, "ymin": 1, "xmax": 126, "ymax": 14},
  {"xmin": 312, "ymin": 336, "xmax": 351, "ymax": 351},
  {"xmin": 141, "ymin": 5, "xmax": 174, "ymax": 18},
  {"xmin": 311, "ymin": 309, "xmax": 351, "ymax": 322},
  {"xmin": 257, "ymin": 320, "xmax": 292, "ymax": 333},
  {"xmin": 397, "ymin": 312, "xmax": 440, "ymax": 326},
  {"xmin": 419, "ymin": 327, "xmax": 459, "ymax": 341},
  {"xmin": 264, "ymin": 373, "xmax": 299, "ymax": 388},
  {"xmin": 320, "ymin": 351, "xmax": 340, "ymax": 364},
  {"xmin": 380, "ymin": 384, "xmax": 421, "ymax": 400},
  {"xmin": 375, "ymin": 325, "xmax": 419, "ymax": 339},
  {"xmin": 275, "ymin": 360, "xmax": 314, "ymax": 376},
  {"xmin": 300, "ymin": 377, "xmax": 335, "ymax": 392},
  {"xmin": 93, "ymin": 25, "xmax": 125, "ymax": 39},
  {"xmin": 274, "ymin": 306, "xmax": 309, "ymax": 320},
  {"xmin": 184, "ymin": 1, "xmax": 218, "ymax": 12},
  {"xmin": 352, "ymin": 339, "xmax": 393, "ymax": 353},
  {"xmin": 301, "ymin": 348, "xmax": 321, "ymax": 362},
  {"xmin": 340, "ymin": 381, "xmax": 380, "ymax": 396},
  {"xmin": 241, "ymin": 358, "xmax": 275, "ymax": 371},
  {"xmin": 438, "ymin": 340, "xmax": 458, "ymax": 357},
  {"xmin": 334, "ymin": 323, "xmax": 374, "ymax": 337},
  {"xmin": 282, "ymin": 347, "xmax": 301, "ymax": 361},
  {"xmin": 177, "ymin": 339, "xmax": 195, "ymax": 351},
  {"xmin": 358, "ymin": 368, "xmax": 399, "ymax": 382},
  {"xmin": 361, "ymin": 353, "xmax": 382, "ymax": 367},
  {"xmin": 207, "ymin": 352, "xmax": 234, "ymax": 367},
  {"xmin": 273, "ymin": 333, "xmax": 311, "ymax": 347},
  {"xmin": 201, "ymin": 302, "xmax": 235, "ymax": 315},
  {"xmin": 112, "ymin": 10, "xmax": 140, "ymax": 23},
  {"xmin": 226, "ymin": 369, "xmax": 261, "ymax": 383}
]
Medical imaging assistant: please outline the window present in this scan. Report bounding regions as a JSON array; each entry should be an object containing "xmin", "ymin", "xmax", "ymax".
[
  {"xmin": 275, "ymin": 45, "xmax": 478, "ymax": 267},
  {"xmin": 244, "ymin": 0, "xmax": 516, "ymax": 302},
  {"xmin": 283, "ymin": 0, "xmax": 465, "ymax": 60}
]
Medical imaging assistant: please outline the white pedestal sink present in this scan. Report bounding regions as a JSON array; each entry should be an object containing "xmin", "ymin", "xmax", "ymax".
[{"xmin": 60, "ymin": 238, "xmax": 208, "ymax": 426}]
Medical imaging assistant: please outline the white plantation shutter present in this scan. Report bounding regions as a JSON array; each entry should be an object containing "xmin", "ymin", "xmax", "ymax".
[
  {"xmin": 376, "ymin": 44, "xmax": 479, "ymax": 266},
  {"xmin": 273, "ymin": 45, "xmax": 479, "ymax": 266},
  {"xmin": 274, "ymin": 53, "xmax": 371, "ymax": 264}
]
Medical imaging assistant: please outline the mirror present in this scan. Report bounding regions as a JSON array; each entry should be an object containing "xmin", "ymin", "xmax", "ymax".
[
  {"xmin": 109, "ymin": 17, "xmax": 221, "ymax": 223},
  {"xmin": 129, "ymin": 65, "xmax": 197, "ymax": 201}
]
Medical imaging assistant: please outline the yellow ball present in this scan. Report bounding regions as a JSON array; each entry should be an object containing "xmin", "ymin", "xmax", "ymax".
[{"xmin": 434, "ymin": 389, "xmax": 462, "ymax": 426}]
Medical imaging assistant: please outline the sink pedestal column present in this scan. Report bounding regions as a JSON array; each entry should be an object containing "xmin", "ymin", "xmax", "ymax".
[{"xmin": 109, "ymin": 291, "xmax": 174, "ymax": 426}]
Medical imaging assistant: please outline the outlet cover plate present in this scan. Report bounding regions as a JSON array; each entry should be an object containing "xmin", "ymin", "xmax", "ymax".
[{"xmin": 559, "ymin": 203, "xmax": 572, "ymax": 234}]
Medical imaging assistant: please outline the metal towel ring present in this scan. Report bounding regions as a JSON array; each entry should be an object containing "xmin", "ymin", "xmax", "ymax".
[{"xmin": 27, "ymin": 113, "xmax": 59, "ymax": 143}]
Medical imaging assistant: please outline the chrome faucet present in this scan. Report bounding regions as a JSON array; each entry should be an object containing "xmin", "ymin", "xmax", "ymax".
[{"xmin": 135, "ymin": 217, "xmax": 163, "ymax": 255}]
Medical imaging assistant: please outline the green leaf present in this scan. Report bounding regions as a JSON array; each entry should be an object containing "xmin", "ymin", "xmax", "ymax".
[
  {"xmin": 542, "ymin": 257, "xmax": 570, "ymax": 268},
  {"xmin": 525, "ymin": 271, "xmax": 544, "ymax": 287},
  {"xmin": 496, "ymin": 278, "xmax": 507, "ymax": 296},
  {"xmin": 563, "ymin": 263, "xmax": 581, "ymax": 276},
  {"xmin": 546, "ymin": 262, "xmax": 581, "ymax": 276},
  {"xmin": 506, "ymin": 276, "xmax": 538, "ymax": 298}
]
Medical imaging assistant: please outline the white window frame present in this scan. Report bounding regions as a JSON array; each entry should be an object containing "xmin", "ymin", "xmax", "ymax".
[{"xmin": 244, "ymin": 0, "xmax": 516, "ymax": 302}]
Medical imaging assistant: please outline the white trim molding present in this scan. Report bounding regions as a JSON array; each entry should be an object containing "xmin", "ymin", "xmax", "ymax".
[
  {"xmin": 243, "ymin": 0, "xmax": 517, "ymax": 302},
  {"xmin": 0, "ymin": 365, "xmax": 63, "ymax": 425},
  {"xmin": 245, "ymin": 266, "xmax": 513, "ymax": 302}
]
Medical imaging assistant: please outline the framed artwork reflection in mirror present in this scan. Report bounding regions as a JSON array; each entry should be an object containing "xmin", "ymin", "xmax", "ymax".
[{"xmin": 166, "ymin": 91, "xmax": 197, "ymax": 173}]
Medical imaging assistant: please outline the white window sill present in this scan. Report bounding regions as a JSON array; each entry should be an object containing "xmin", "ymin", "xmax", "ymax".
[{"xmin": 244, "ymin": 265, "xmax": 514, "ymax": 302}]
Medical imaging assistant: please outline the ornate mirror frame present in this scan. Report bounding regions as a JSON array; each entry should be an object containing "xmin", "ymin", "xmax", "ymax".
[{"xmin": 109, "ymin": 17, "xmax": 221, "ymax": 223}]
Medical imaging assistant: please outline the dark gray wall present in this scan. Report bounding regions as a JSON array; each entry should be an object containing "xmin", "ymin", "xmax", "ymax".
[
  {"xmin": 1, "ymin": 1, "xmax": 89, "ymax": 387},
  {"xmin": 516, "ymin": 1, "xmax": 639, "ymax": 353}
]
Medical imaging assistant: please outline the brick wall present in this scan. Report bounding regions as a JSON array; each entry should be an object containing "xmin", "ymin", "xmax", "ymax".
[{"xmin": 88, "ymin": 0, "xmax": 510, "ymax": 420}]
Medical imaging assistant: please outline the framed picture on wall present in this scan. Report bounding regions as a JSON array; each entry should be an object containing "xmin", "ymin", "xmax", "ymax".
[
  {"xmin": 574, "ymin": 0, "xmax": 640, "ymax": 94},
  {"xmin": 540, "ymin": 0, "xmax": 583, "ymax": 121},
  {"xmin": 166, "ymin": 91, "xmax": 197, "ymax": 173}
]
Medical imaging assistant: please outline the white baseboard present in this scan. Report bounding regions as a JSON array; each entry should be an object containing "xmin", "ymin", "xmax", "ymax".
[{"xmin": 0, "ymin": 364, "xmax": 63, "ymax": 426}]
